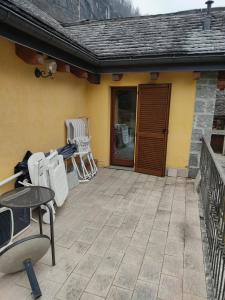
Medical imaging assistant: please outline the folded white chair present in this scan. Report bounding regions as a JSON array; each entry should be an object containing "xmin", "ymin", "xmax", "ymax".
[
  {"xmin": 65, "ymin": 118, "xmax": 97, "ymax": 181},
  {"xmin": 28, "ymin": 153, "xmax": 55, "ymax": 224},
  {"xmin": 46, "ymin": 151, "xmax": 68, "ymax": 207},
  {"xmin": 0, "ymin": 207, "xmax": 14, "ymax": 252}
]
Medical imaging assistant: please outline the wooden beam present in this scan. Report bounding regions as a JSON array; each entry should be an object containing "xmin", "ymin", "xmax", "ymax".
[
  {"xmin": 112, "ymin": 74, "xmax": 123, "ymax": 81},
  {"xmin": 218, "ymin": 71, "xmax": 225, "ymax": 90},
  {"xmin": 193, "ymin": 71, "xmax": 201, "ymax": 80},
  {"xmin": 70, "ymin": 66, "xmax": 88, "ymax": 79},
  {"xmin": 56, "ymin": 60, "xmax": 70, "ymax": 73},
  {"xmin": 15, "ymin": 44, "xmax": 44, "ymax": 65},
  {"xmin": 88, "ymin": 73, "xmax": 101, "ymax": 84}
]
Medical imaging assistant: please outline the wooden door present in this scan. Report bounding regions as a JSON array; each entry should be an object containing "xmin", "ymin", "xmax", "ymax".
[
  {"xmin": 135, "ymin": 84, "xmax": 171, "ymax": 176},
  {"xmin": 110, "ymin": 87, "xmax": 137, "ymax": 167}
]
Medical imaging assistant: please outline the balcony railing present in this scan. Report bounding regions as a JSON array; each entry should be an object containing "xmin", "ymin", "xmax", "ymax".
[{"xmin": 199, "ymin": 137, "xmax": 225, "ymax": 300}]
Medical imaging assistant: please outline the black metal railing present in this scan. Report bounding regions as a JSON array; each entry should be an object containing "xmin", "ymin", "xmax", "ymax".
[{"xmin": 200, "ymin": 137, "xmax": 225, "ymax": 300}]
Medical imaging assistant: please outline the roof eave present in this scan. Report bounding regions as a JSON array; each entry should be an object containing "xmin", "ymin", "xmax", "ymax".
[
  {"xmin": 0, "ymin": 2, "xmax": 225, "ymax": 74},
  {"xmin": 97, "ymin": 54, "xmax": 225, "ymax": 73},
  {"xmin": 0, "ymin": 2, "xmax": 100, "ymax": 72}
]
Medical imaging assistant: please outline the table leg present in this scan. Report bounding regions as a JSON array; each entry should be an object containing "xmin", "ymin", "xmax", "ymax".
[
  {"xmin": 38, "ymin": 207, "xmax": 43, "ymax": 235},
  {"xmin": 46, "ymin": 203, "xmax": 56, "ymax": 266}
]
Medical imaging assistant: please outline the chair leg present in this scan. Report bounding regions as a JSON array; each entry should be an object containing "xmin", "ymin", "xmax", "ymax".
[
  {"xmin": 72, "ymin": 155, "xmax": 90, "ymax": 182},
  {"xmin": 88, "ymin": 152, "xmax": 97, "ymax": 176},
  {"xmin": 23, "ymin": 259, "xmax": 42, "ymax": 299},
  {"xmin": 80, "ymin": 155, "xmax": 92, "ymax": 180}
]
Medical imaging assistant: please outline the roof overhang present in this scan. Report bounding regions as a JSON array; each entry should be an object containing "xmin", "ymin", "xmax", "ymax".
[
  {"xmin": 0, "ymin": 1, "xmax": 225, "ymax": 74},
  {"xmin": 0, "ymin": 1, "xmax": 99, "ymax": 73}
]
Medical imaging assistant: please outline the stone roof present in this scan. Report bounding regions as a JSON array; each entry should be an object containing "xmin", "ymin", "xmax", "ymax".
[
  {"xmin": 65, "ymin": 8, "xmax": 225, "ymax": 59},
  {"xmin": 3, "ymin": 0, "xmax": 76, "ymax": 42},
  {"xmin": 2, "ymin": 1, "xmax": 225, "ymax": 61}
]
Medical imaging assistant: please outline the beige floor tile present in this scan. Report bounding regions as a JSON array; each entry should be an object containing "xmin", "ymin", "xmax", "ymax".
[
  {"xmin": 139, "ymin": 256, "xmax": 162, "ymax": 284},
  {"xmin": 56, "ymin": 229, "xmax": 81, "ymax": 248},
  {"xmin": 74, "ymin": 253, "xmax": 102, "ymax": 278},
  {"xmin": 183, "ymin": 293, "xmax": 207, "ymax": 300},
  {"xmin": 80, "ymin": 292, "xmax": 105, "ymax": 300},
  {"xmin": 114, "ymin": 262, "xmax": 140, "ymax": 290},
  {"xmin": 145, "ymin": 243, "xmax": 165, "ymax": 262},
  {"xmin": 158, "ymin": 274, "xmax": 182, "ymax": 300},
  {"xmin": 130, "ymin": 231, "xmax": 150, "ymax": 249},
  {"xmin": 78, "ymin": 227, "xmax": 100, "ymax": 244},
  {"xmin": 107, "ymin": 234, "xmax": 130, "ymax": 255},
  {"xmin": 165, "ymin": 239, "xmax": 184, "ymax": 256},
  {"xmin": 183, "ymin": 269, "xmax": 207, "ymax": 298},
  {"xmin": 85, "ymin": 252, "xmax": 123, "ymax": 297},
  {"xmin": 1, "ymin": 169, "xmax": 208, "ymax": 300},
  {"xmin": 132, "ymin": 280, "xmax": 158, "ymax": 300},
  {"xmin": 56, "ymin": 274, "xmax": 89, "ymax": 300},
  {"xmin": 107, "ymin": 286, "xmax": 132, "ymax": 300},
  {"xmin": 162, "ymin": 255, "xmax": 183, "ymax": 278},
  {"xmin": 149, "ymin": 230, "xmax": 168, "ymax": 246},
  {"xmin": 107, "ymin": 214, "xmax": 125, "ymax": 228},
  {"xmin": 0, "ymin": 276, "xmax": 30, "ymax": 300},
  {"xmin": 26, "ymin": 279, "xmax": 61, "ymax": 300}
]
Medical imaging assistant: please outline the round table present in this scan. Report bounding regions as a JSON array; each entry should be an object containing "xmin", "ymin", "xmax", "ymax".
[{"xmin": 0, "ymin": 186, "xmax": 56, "ymax": 266}]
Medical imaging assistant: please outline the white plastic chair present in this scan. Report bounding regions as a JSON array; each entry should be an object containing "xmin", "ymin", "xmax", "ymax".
[
  {"xmin": 46, "ymin": 151, "xmax": 69, "ymax": 207},
  {"xmin": 0, "ymin": 207, "xmax": 14, "ymax": 252},
  {"xmin": 65, "ymin": 118, "xmax": 97, "ymax": 181},
  {"xmin": 28, "ymin": 153, "xmax": 56, "ymax": 224}
]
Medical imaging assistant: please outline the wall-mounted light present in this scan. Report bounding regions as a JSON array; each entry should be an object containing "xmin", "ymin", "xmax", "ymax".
[
  {"xmin": 34, "ymin": 60, "xmax": 57, "ymax": 79},
  {"xmin": 150, "ymin": 72, "xmax": 159, "ymax": 81}
]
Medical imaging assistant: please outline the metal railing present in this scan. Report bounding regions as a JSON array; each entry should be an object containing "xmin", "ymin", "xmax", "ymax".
[{"xmin": 199, "ymin": 137, "xmax": 225, "ymax": 300}]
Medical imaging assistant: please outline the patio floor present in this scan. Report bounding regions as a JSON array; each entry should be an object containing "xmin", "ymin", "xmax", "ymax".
[{"xmin": 0, "ymin": 168, "xmax": 207, "ymax": 300}]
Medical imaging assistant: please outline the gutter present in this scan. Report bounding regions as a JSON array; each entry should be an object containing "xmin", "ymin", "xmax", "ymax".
[
  {"xmin": 0, "ymin": 2, "xmax": 225, "ymax": 74},
  {"xmin": 0, "ymin": 2, "xmax": 99, "ymax": 72}
]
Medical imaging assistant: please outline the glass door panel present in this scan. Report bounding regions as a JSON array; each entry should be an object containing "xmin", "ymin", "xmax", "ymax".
[{"xmin": 111, "ymin": 87, "xmax": 137, "ymax": 167}]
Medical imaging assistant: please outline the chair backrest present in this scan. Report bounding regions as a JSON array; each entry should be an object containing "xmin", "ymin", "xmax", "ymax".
[
  {"xmin": 0, "ymin": 207, "xmax": 13, "ymax": 252},
  {"xmin": 65, "ymin": 119, "xmax": 75, "ymax": 143},
  {"xmin": 76, "ymin": 137, "xmax": 91, "ymax": 153},
  {"xmin": 46, "ymin": 151, "xmax": 68, "ymax": 207},
  {"xmin": 72, "ymin": 118, "xmax": 88, "ymax": 138},
  {"xmin": 65, "ymin": 118, "xmax": 89, "ymax": 138},
  {"xmin": 28, "ymin": 153, "xmax": 49, "ymax": 187}
]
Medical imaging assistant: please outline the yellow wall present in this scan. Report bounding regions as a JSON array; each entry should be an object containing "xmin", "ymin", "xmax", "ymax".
[
  {"xmin": 0, "ymin": 37, "xmax": 197, "ymax": 193},
  {"xmin": 87, "ymin": 73, "xmax": 196, "ymax": 169},
  {"xmin": 0, "ymin": 37, "xmax": 88, "ymax": 193}
]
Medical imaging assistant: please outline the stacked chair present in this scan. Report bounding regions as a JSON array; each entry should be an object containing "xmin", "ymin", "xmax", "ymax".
[
  {"xmin": 25, "ymin": 151, "xmax": 69, "ymax": 224},
  {"xmin": 65, "ymin": 118, "xmax": 97, "ymax": 182}
]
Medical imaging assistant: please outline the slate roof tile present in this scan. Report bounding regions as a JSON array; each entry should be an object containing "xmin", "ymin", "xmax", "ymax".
[
  {"xmin": 2, "ymin": 1, "xmax": 225, "ymax": 60},
  {"xmin": 65, "ymin": 8, "xmax": 225, "ymax": 59}
]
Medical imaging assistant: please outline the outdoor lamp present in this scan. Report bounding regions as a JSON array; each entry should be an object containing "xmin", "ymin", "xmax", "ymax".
[{"xmin": 34, "ymin": 60, "xmax": 57, "ymax": 78}]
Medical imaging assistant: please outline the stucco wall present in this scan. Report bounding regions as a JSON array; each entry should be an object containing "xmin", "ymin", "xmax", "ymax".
[
  {"xmin": 87, "ymin": 73, "xmax": 196, "ymax": 171},
  {"xmin": 0, "ymin": 37, "xmax": 88, "ymax": 193},
  {"xmin": 0, "ymin": 37, "xmax": 197, "ymax": 193}
]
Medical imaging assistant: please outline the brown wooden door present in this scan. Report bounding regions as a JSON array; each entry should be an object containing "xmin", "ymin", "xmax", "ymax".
[{"xmin": 135, "ymin": 84, "xmax": 171, "ymax": 176}]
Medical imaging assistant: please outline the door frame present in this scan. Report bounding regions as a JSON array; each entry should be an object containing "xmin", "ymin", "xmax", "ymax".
[
  {"xmin": 110, "ymin": 86, "xmax": 138, "ymax": 167},
  {"xmin": 135, "ymin": 83, "xmax": 171, "ymax": 176}
]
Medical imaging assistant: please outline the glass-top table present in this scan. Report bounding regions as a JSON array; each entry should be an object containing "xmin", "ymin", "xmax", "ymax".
[
  {"xmin": 0, "ymin": 186, "xmax": 55, "ymax": 209},
  {"xmin": 0, "ymin": 186, "xmax": 56, "ymax": 266}
]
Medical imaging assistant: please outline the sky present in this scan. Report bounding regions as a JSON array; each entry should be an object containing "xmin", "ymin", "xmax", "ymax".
[{"xmin": 131, "ymin": 0, "xmax": 225, "ymax": 15}]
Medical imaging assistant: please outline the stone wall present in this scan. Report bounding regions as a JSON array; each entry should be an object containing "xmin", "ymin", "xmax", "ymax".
[
  {"xmin": 215, "ymin": 89, "xmax": 225, "ymax": 116},
  {"xmin": 188, "ymin": 72, "xmax": 218, "ymax": 178}
]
